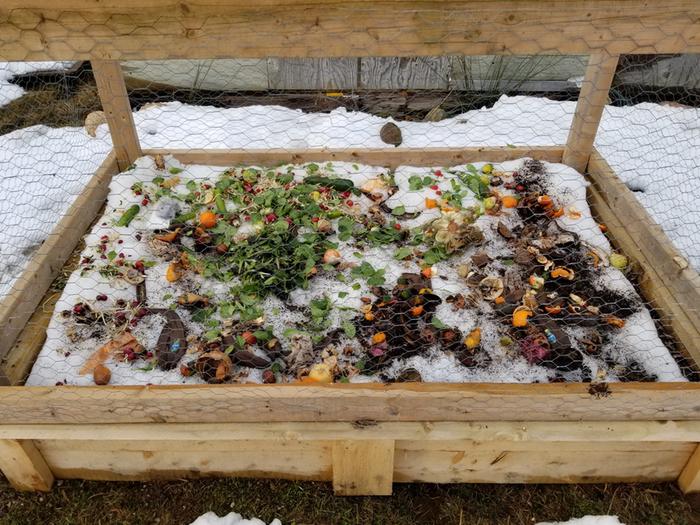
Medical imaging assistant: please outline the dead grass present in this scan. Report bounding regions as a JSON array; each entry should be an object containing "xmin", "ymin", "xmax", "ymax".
[
  {"xmin": 0, "ymin": 478, "xmax": 697, "ymax": 525},
  {"xmin": 0, "ymin": 83, "xmax": 101, "ymax": 135}
]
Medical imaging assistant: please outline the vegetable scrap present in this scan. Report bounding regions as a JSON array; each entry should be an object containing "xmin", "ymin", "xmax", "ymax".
[{"xmin": 26, "ymin": 156, "xmax": 687, "ymax": 387}]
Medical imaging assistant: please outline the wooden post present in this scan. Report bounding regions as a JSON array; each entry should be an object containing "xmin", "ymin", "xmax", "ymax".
[
  {"xmin": 562, "ymin": 52, "xmax": 619, "ymax": 172},
  {"xmin": 91, "ymin": 60, "xmax": 142, "ymax": 170},
  {"xmin": 0, "ymin": 439, "xmax": 53, "ymax": 491},
  {"xmin": 332, "ymin": 440, "xmax": 395, "ymax": 496},
  {"xmin": 679, "ymin": 444, "xmax": 700, "ymax": 493}
]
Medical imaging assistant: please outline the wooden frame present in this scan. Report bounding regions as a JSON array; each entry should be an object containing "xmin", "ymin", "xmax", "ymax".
[{"xmin": 1, "ymin": 0, "xmax": 700, "ymax": 497}]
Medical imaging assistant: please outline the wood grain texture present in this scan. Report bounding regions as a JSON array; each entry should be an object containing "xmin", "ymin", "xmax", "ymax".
[
  {"xmin": 144, "ymin": 146, "xmax": 565, "ymax": 168},
  {"xmin": 270, "ymin": 58, "xmax": 358, "ymax": 90},
  {"xmin": 0, "ymin": 293, "xmax": 59, "ymax": 386},
  {"xmin": 36, "ymin": 439, "xmax": 332, "ymax": 482},
  {"xmin": 1, "ymin": 1, "xmax": 699, "ymax": 60},
  {"xmin": 360, "ymin": 57, "xmax": 449, "ymax": 89},
  {"xmin": 393, "ymin": 440, "xmax": 695, "ymax": 484},
  {"xmin": 562, "ymin": 52, "xmax": 619, "ymax": 172},
  {"xmin": 0, "ymin": 151, "xmax": 119, "ymax": 381},
  {"xmin": 1, "ymin": 383, "xmax": 700, "ymax": 424},
  {"xmin": 92, "ymin": 60, "xmax": 141, "ymax": 169},
  {"xmin": 0, "ymin": 439, "xmax": 54, "ymax": 491},
  {"xmin": 2, "ymin": 421, "xmax": 700, "ymax": 443},
  {"xmin": 332, "ymin": 440, "xmax": 395, "ymax": 495},
  {"xmin": 678, "ymin": 444, "xmax": 700, "ymax": 493}
]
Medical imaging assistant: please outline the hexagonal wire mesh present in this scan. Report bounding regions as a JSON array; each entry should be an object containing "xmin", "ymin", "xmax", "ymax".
[{"xmin": 0, "ymin": 52, "xmax": 698, "ymax": 388}]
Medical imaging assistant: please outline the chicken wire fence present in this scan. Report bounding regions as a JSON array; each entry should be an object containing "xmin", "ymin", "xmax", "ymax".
[{"xmin": 0, "ymin": 54, "xmax": 698, "ymax": 388}]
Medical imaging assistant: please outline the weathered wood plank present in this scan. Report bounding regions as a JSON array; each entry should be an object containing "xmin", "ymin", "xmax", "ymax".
[
  {"xmin": 562, "ymin": 52, "xmax": 619, "ymax": 172},
  {"xmin": 270, "ymin": 58, "xmax": 358, "ymax": 90},
  {"xmin": 2, "ymin": 421, "xmax": 700, "ymax": 443},
  {"xmin": 332, "ymin": 440, "xmax": 395, "ymax": 495},
  {"xmin": 92, "ymin": 60, "xmax": 141, "ymax": 169},
  {"xmin": 1, "ymin": 1, "xmax": 699, "ymax": 61},
  {"xmin": 360, "ymin": 57, "xmax": 449, "ymax": 89},
  {"xmin": 144, "ymin": 146, "xmax": 565, "ymax": 168},
  {"xmin": 0, "ymin": 439, "xmax": 54, "ymax": 491},
  {"xmin": 0, "ymin": 151, "xmax": 119, "ymax": 381},
  {"xmin": 1, "ymin": 383, "xmax": 700, "ymax": 424}
]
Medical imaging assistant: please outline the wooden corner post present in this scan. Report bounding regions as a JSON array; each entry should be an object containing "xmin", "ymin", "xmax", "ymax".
[
  {"xmin": 562, "ymin": 52, "xmax": 619, "ymax": 173},
  {"xmin": 91, "ymin": 60, "xmax": 142, "ymax": 170},
  {"xmin": 332, "ymin": 440, "xmax": 395, "ymax": 496},
  {"xmin": 0, "ymin": 439, "xmax": 53, "ymax": 491}
]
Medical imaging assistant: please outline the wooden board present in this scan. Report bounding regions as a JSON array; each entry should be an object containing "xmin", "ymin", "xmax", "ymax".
[
  {"xmin": 393, "ymin": 440, "xmax": 695, "ymax": 484},
  {"xmin": 2, "ymin": 421, "xmax": 700, "ymax": 443},
  {"xmin": 332, "ymin": 440, "xmax": 394, "ymax": 495},
  {"xmin": 1, "ymin": 1, "xmax": 699, "ymax": 61},
  {"xmin": 0, "ymin": 151, "xmax": 119, "ymax": 383},
  {"xmin": 15, "ymin": 438, "xmax": 697, "ymax": 486},
  {"xmin": 0, "ymin": 439, "xmax": 53, "ymax": 491},
  {"xmin": 143, "ymin": 146, "xmax": 565, "ymax": 168},
  {"xmin": 270, "ymin": 58, "xmax": 358, "ymax": 90},
  {"xmin": 37, "ymin": 439, "xmax": 332, "ymax": 482},
  {"xmin": 1, "ymin": 383, "xmax": 700, "ymax": 424},
  {"xmin": 678, "ymin": 445, "xmax": 700, "ymax": 493},
  {"xmin": 92, "ymin": 60, "xmax": 142, "ymax": 169},
  {"xmin": 562, "ymin": 52, "xmax": 619, "ymax": 172},
  {"xmin": 360, "ymin": 57, "xmax": 450, "ymax": 90}
]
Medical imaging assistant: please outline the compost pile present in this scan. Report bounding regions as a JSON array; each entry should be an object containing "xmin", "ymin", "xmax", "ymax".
[{"xmin": 28, "ymin": 155, "xmax": 686, "ymax": 386}]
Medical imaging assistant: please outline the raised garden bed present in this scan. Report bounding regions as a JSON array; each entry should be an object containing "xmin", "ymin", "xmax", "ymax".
[{"xmin": 1, "ymin": 0, "xmax": 700, "ymax": 498}]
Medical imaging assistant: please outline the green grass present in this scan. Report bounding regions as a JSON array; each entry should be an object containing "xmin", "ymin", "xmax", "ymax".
[{"xmin": 0, "ymin": 478, "xmax": 697, "ymax": 525}]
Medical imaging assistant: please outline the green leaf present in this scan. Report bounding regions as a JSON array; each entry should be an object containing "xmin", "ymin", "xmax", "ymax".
[
  {"xmin": 342, "ymin": 321, "xmax": 356, "ymax": 338},
  {"xmin": 394, "ymin": 247, "xmax": 412, "ymax": 260},
  {"xmin": 107, "ymin": 250, "xmax": 117, "ymax": 261},
  {"xmin": 431, "ymin": 317, "xmax": 447, "ymax": 329},
  {"xmin": 169, "ymin": 167, "xmax": 184, "ymax": 174},
  {"xmin": 391, "ymin": 205, "xmax": 406, "ymax": 216}
]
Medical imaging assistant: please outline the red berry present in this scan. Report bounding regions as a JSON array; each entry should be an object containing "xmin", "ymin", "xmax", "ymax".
[
  {"xmin": 96, "ymin": 294, "xmax": 108, "ymax": 301},
  {"xmin": 311, "ymin": 217, "xmax": 319, "ymax": 223},
  {"xmin": 435, "ymin": 190, "xmax": 442, "ymax": 196},
  {"xmin": 265, "ymin": 213, "xmax": 277, "ymax": 223},
  {"xmin": 134, "ymin": 260, "xmax": 145, "ymax": 272},
  {"xmin": 430, "ymin": 185, "xmax": 439, "ymax": 190},
  {"xmin": 244, "ymin": 215, "xmax": 251, "ymax": 221},
  {"xmin": 393, "ymin": 223, "xmax": 401, "ymax": 230},
  {"xmin": 341, "ymin": 191, "xmax": 351, "ymax": 199},
  {"xmin": 346, "ymin": 200, "xmax": 354, "ymax": 207},
  {"xmin": 141, "ymin": 198, "xmax": 149, "ymax": 206},
  {"xmin": 435, "ymin": 170, "xmax": 443, "ymax": 177}
]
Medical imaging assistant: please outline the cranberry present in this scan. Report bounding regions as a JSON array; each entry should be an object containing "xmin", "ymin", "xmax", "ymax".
[
  {"xmin": 141, "ymin": 198, "xmax": 150, "ymax": 206},
  {"xmin": 435, "ymin": 170, "xmax": 443, "ymax": 177},
  {"xmin": 135, "ymin": 233, "xmax": 142, "ymax": 241},
  {"xmin": 435, "ymin": 190, "xmax": 442, "ymax": 196},
  {"xmin": 96, "ymin": 294, "xmax": 108, "ymax": 301},
  {"xmin": 311, "ymin": 217, "xmax": 319, "ymax": 223},
  {"xmin": 430, "ymin": 185, "xmax": 439, "ymax": 190},
  {"xmin": 265, "ymin": 213, "xmax": 277, "ymax": 223},
  {"xmin": 134, "ymin": 260, "xmax": 145, "ymax": 272},
  {"xmin": 346, "ymin": 200, "xmax": 354, "ymax": 207},
  {"xmin": 393, "ymin": 223, "xmax": 401, "ymax": 230},
  {"xmin": 244, "ymin": 215, "xmax": 251, "ymax": 221},
  {"xmin": 118, "ymin": 239, "xmax": 123, "ymax": 244}
]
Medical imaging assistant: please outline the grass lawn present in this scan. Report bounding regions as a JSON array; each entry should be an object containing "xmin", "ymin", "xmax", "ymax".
[{"xmin": 0, "ymin": 478, "xmax": 697, "ymax": 525}]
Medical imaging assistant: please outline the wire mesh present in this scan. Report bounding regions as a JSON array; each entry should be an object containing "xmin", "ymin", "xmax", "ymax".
[{"xmin": 0, "ymin": 53, "xmax": 698, "ymax": 387}]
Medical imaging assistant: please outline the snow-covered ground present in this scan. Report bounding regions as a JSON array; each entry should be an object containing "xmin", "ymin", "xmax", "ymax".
[
  {"xmin": 538, "ymin": 516, "xmax": 624, "ymax": 525},
  {"xmin": 190, "ymin": 511, "xmax": 281, "ymax": 525},
  {"xmin": 1, "ymin": 94, "xmax": 698, "ymax": 300}
]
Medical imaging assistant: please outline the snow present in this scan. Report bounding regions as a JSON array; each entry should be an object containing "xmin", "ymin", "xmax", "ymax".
[
  {"xmin": 190, "ymin": 511, "xmax": 281, "ymax": 525},
  {"xmin": 0, "ymin": 62, "xmax": 76, "ymax": 107},
  {"xmin": 537, "ymin": 516, "xmax": 625, "ymax": 525}
]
